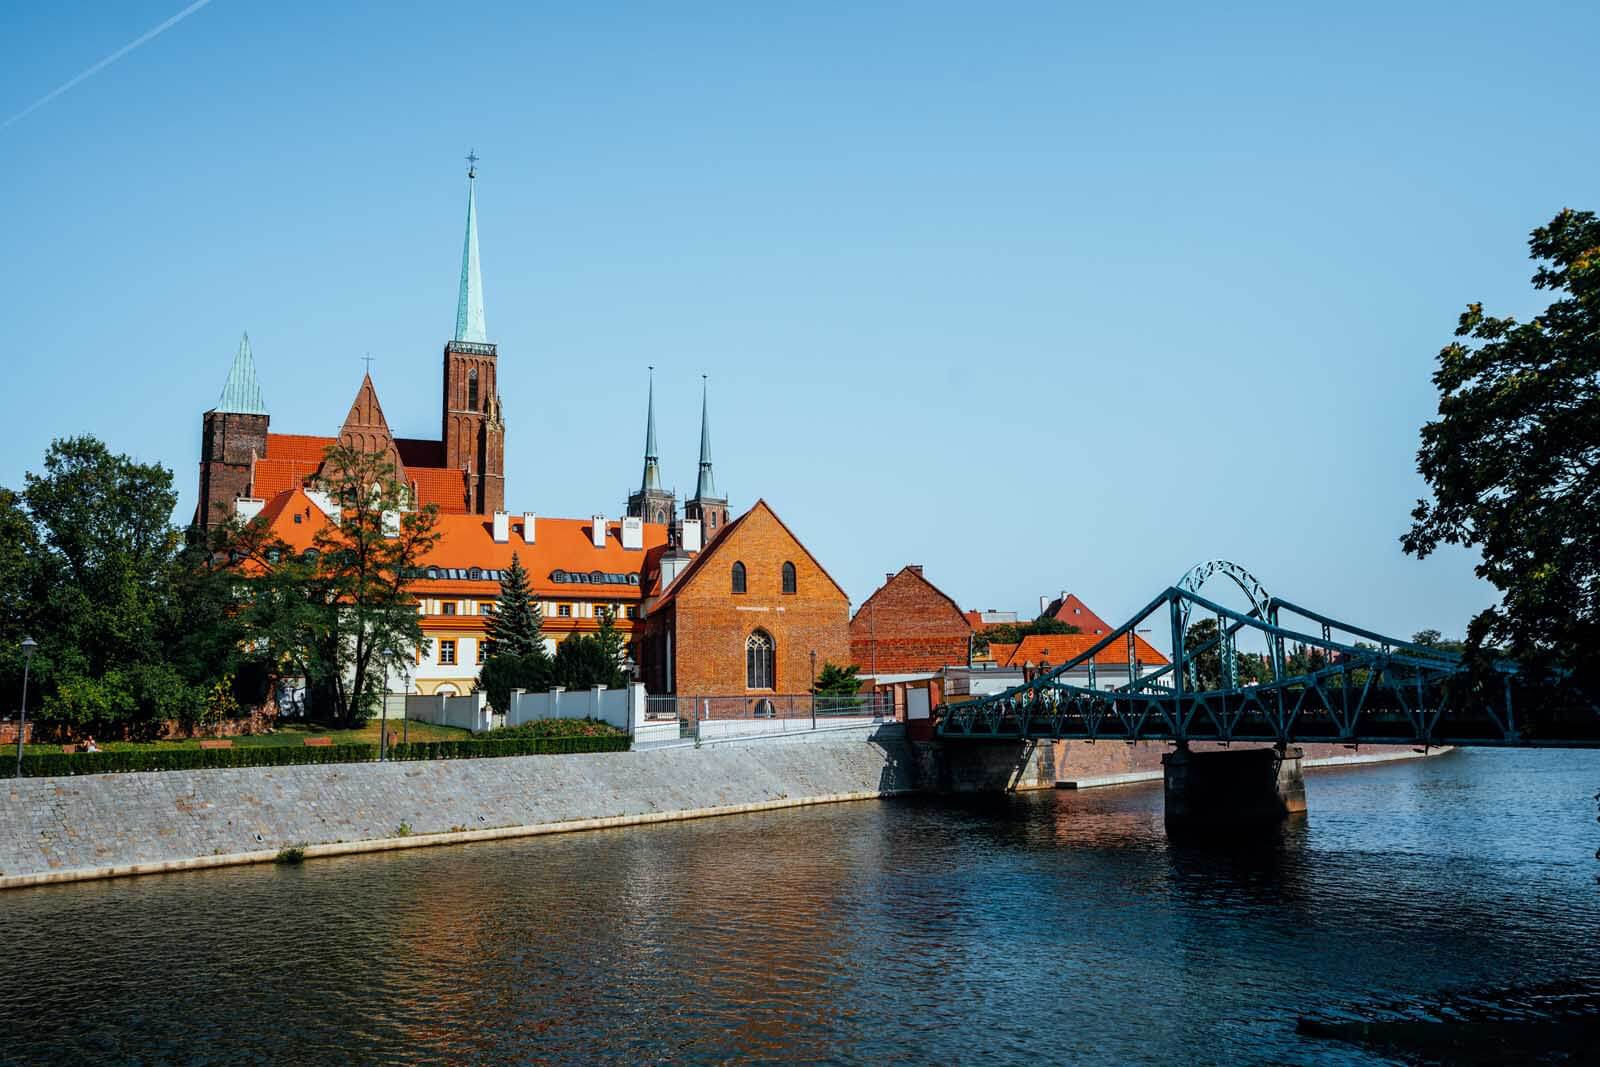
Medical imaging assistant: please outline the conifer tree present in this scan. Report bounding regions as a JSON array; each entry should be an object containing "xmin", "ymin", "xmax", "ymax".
[{"xmin": 485, "ymin": 553, "xmax": 546, "ymax": 660}]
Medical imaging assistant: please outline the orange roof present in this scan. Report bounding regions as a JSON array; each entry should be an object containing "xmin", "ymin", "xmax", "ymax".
[
  {"xmin": 265, "ymin": 433, "xmax": 336, "ymax": 464},
  {"xmin": 1046, "ymin": 593, "xmax": 1114, "ymax": 636},
  {"xmin": 415, "ymin": 513, "xmax": 669, "ymax": 598},
  {"xmin": 254, "ymin": 487, "xmax": 333, "ymax": 552},
  {"xmin": 408, "ymin": 466, "xmax": 468, "ymax": 513},
  {"xmin": 1002, "ymin": 632, "xmax": 1169, "ymax": 669},
  {"xmin": 246, "ymin": 490, "xmax": 669, "ymax": 599},
  {"xmin": 985, "ymin": 642, "xmax": 1018, "ymax": 665},
  {"xmin": 252, "ymin": 433, "xmax": 468, "ymax": 513}
]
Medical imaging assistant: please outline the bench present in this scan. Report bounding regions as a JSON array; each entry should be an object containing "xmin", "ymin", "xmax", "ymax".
[
  {"xmin": 198, "ymin": 739, "xmax": 233, "ymax": 750},
  {"xmin": 303, "ymin": 737, "xmax": 333, "ymax": 747}
]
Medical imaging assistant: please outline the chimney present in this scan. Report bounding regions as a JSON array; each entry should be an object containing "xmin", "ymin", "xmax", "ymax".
[
  {"xmin": 522, "ymin": 513, "xmax": 536, "ymax": 543},
  {"xmin": 1039, "ymin": 595, "xmax": 1049, "ymax": 616},
  {"xmin": 909, "ymin": 564, "xmax": 923, "ymax": 575},
  {"xmin": 621, "ymin": 515, "xmax": 644, "ymax": 551},
  {"xmin": 382, "ymin": 510, "xmax": 401, "ymax": 538},
  {"xmin": 886, "ymin": 573, "xmax": 894, "ymax": 584},
  {"xmin": 681, "ymin": 518, "xmax": 703, "ymax": 553},
  {"xmin": 591, "ymin": 516, "xmax": 607, "ymax": 548},
  {"xmin": 492, "ymin": 512, "xmax": 509, "ymax": 543},
  {"xmin": 660, "ymin": 552, "xmax": 688, "ymax": 589}
]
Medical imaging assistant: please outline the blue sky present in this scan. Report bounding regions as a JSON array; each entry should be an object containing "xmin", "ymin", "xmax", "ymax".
[{"xmin": 1, "ymin": 0, "xmax": 1594, "ymax": 644}]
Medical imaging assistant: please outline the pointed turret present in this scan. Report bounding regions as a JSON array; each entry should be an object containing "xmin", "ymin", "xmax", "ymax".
[
  {"xmin": 626, "ymin": 366, "xmax": 676, "ymax": 525},
  {"xmin": 454, "ymin": 157, "xmax": 487, "ymax": 344},
  {"xmin": 215, "ymin": 332, "xmax": 267, "ymax": 415},
  {"xmin": 694, "ymin": 375, "xmax": 717, "ymax": 500},
  {"xmin": 641, "ymin": 367, "xmax": 662, "ymax": 492},
  {"xmin": 684, "ymin": 374, "xmax": 728, "ymax": 538}
]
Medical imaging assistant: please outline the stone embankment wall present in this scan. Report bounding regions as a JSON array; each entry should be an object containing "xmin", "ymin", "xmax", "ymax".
[{"xmin": 1, "ymin": 735, "xmax": 916, "ymax": 890}]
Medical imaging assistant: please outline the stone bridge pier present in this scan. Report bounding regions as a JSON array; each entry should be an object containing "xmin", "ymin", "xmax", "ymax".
[{"xmin": 1161, "ymin": 744, "xmax": 1306, "ymax": 835}]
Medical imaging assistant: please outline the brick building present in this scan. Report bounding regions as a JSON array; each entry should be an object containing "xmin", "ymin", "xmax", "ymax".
[
  {"xmin": 196, "ymin": 161, "xmax": 504, "ymax": 527},
  {"xmin": 638, "ymin": 500, "xmax": 849, "ymax": 697},
  {"xmin": 850, "ymin": 565, "xmax": 973, "ymax": 675}
]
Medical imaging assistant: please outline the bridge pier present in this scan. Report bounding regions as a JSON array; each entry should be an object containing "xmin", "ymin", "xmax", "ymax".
[{"xmin": 1161, "ymin": 745, "xmax": 1305, "ymax": 835}]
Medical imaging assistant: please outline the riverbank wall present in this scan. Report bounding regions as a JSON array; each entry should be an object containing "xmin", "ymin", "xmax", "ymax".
[{"xmin": 1, "ymin": 731, "xmax": 916, "ymax": 891}]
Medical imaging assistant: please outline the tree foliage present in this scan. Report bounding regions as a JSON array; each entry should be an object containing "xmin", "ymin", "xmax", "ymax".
[
  {"xmin": 476, "ymin": 652, "xmax": 552, "ymax": 715},
  {"xmin": 484, "ymin": 552, "xmax": 546, "ymax": 658},
  {"xmin": 550, "ymin": 611, "xmax": 629, "ymax": 692},
  {"xmin": 812, "ymin": 662, "xmax": 861, "ymax": 696},
  {"xmin": 224, "ymin": 445, "xmax": 439, "ymax": 726},
  {"xmin": 1404, "ymin": 209, "xmax": 1600, "ymax": 688},
  {"xmin": 976, "ymin": 616, "xmax": 1081, "ymax": 648}
]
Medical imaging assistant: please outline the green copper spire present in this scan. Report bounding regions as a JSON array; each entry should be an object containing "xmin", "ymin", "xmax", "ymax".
[
  {"xmin": 641, "ymin": 366, "xmax": 662, "ymax": 492},
  {"xmin": 454, "ymin": 153, "xmax": 488, "ymax": 343},
  {"xmin": 694, "ymin": 375, "xmax": 718, "ymax": 500},
  {"xmin": 215, "ymin": 332, "xmax": 266, "ymax": 415}
]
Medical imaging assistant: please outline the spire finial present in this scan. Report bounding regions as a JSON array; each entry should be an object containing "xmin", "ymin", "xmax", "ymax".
[{"xmin": 454, "ymin": 157, "xmax": 488, "ymax": 343}]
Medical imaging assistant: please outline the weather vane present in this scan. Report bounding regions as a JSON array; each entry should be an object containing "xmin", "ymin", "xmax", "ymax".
[{"xmin": 466, "ymin": 149, "xmax": 479, "ymax": 179}]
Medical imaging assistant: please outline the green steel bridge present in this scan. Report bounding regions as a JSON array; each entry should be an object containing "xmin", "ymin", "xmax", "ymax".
[{"xmin": 938, "ymin": 561, "xmax": 1600, "ymax": 749}]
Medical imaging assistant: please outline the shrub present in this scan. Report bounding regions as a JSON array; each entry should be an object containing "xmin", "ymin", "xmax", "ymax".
[
  {"xmin": 388, "ymin": 735, "xmax": 630, "ymax": 760},
  {"xmin": 274, "ymin": 845, "xmax": 305, "ymax": 865},
  {"xmin": 4, "ymin": 743, "xmax": 377, "ymax": 778},
  {"xmin": 476, "ymin": 652, "xmax": 552, "ymax": 714},
  {"xmin": 481, "ymin": 718, "xmax": 625, "ymax": 740}
]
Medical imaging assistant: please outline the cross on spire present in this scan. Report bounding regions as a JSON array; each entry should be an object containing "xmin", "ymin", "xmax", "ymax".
[
  {"xmin": 466, "ymin": 149, "xmax": 479, "ymax": 179},
  {"xmin": 362, "ymin": 353, "xmax": 374, "ymax": 374}
]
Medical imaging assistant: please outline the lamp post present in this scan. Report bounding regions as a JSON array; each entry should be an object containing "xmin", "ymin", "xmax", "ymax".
[
  {"xmin": 810, "ymin": 650, "xmax": 817, "ymax": 730},
  {"xmin": 16, "ymin": 636, "xmax": 37, "ymax": 777}
]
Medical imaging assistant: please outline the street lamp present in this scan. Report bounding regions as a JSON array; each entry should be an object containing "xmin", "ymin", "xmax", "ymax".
[
  {"xmin": 16, "ymin": 636, "xmax": 37, "ymax": 777},
  {"xmin": 810, "ymin": 650, "xmax": 817, "ymax": 730}
]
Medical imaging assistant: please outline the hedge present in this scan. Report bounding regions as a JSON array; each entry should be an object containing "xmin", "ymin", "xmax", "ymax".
[{"xmin": 3, "ymin": 734, "xmax": 631, "ymax": 778}]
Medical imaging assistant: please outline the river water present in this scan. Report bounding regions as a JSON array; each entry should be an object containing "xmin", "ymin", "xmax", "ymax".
[{"xmin": 2, "ymin": 748, "xmax": 1597, "ymax": 1065}]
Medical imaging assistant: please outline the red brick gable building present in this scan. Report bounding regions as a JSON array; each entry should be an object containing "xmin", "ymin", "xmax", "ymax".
[
  {"xmin": 850, "ymin": 565, "xmax": 973, "ymax": 675},
  {"xmin": 639, "ymin": 500, "xmax": 849, "ymax": 696}
]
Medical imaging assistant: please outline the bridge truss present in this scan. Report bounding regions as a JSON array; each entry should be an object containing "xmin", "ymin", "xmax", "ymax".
[{"xmin": 939, "ymin": 562, "xmax": 1600, "ymax": 748}]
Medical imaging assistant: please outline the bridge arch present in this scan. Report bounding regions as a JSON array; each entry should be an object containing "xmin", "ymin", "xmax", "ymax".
[{"xmin": 1176, "ymin": 560, "xmax": 1272, "ymax": 628}]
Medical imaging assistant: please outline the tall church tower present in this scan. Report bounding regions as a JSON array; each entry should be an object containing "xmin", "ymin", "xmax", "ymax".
[
  {"xmin": 682, "ymin": 376, "xmax": 728, "ymax": 536},
  {"xmin": 626, "ymin": 367, "xmax": 676, "ymax": 525},
  {"xmin": 196, "ymin": 333, "xmax": 270, "ymax": 527},
  {"xmin": 442, "ymin": 153, "xmax": 505, "ymax": 515}
]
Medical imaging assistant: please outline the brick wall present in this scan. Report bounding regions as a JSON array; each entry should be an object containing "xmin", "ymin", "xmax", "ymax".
[
  {"xmin": 644, "ymin": 503, "xmax": 850, "ymax": 696},
  {"xmin": 197, "ymin": 410, "xmax": 269, "ymax": 526},
  {"xmin": 849, "ymin": 566, "xmax": 972, "ymax": 673}
]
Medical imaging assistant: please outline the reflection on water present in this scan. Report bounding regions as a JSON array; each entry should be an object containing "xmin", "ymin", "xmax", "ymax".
[{"xmin": 2, "ymin": 749, "xmax": 1597, "ymax": 1064}]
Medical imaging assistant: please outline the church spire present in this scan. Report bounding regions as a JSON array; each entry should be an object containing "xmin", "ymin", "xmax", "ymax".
[
  {"xmin": 694, "ymin": 375, "xmax": 717, "ymax": 500},
  {"xmin": 641, "ymin": 366, "xmax": 662, "ymax": 492},
  {"xmin": 215, "ymin": 332, "xmax": 266, "ymax": 415},
  {"xmin": 453, "ymin": 151, "xmax": 488, "ymax": 343}
]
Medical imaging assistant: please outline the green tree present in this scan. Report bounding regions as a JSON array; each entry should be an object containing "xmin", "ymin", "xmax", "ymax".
[
  {"xmin": 484, "ymin": 552, "xmax": 546, "ymax": 658},
  {"xmin": 476, "ymin": 652, "xmax": 553, "ymax": 714},
  {"xmin": 981, "ymin": 616, "xmax": 1082, "ymax": 645},
  {"xmin": 812, "ymin": 662, "xmax": 861, "ymax": 697},
  {"xmin": 228, "ymin": 445, "xmax": 440, "ymax": 726},
  {"xmin": 1404, "ymin": 209, "xmax": 1600, "ymax": 688},
  {"xmin": 551, "ymin": 632, "xmax": 627, "ymax": 692}
]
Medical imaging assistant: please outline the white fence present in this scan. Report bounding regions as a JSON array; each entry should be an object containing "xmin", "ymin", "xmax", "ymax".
[
  {"xmin": 405, "ymin": 692, "xmax": 495, "ymax": 734},
  {"xmin": 508, "ymin": 684, "xmax": 644, "ymax": 731}
]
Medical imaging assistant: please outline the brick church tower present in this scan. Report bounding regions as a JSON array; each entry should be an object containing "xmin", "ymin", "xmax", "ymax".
[
  {"xmin": 196, "ymin": 333, "xmax": 269, "ymax": 526},
  {"xmin": 442, "ymin": 156, "xmax": 505, "ymax": 515}
]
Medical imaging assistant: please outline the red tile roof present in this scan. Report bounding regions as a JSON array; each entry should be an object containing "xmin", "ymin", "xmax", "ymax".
[
  {"xmin": 1046, "ymin": 593, "xmax": 1114, "ymax": 636},
  {"xmin": 252, "ymin": 433, "xmax": 468, "ymax": 513},
  {"xmin": 1001, "ymin": 632, "xmax": 1168, "ymax": 669},
  {"xmin": 254, "ymin": 488, "xmax": 332, "ymax": 552}
]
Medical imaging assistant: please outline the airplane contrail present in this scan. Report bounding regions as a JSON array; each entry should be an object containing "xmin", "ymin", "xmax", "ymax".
[{"xmin": 2, "ymin": 0, "xmax": 216, "ymax": 131}]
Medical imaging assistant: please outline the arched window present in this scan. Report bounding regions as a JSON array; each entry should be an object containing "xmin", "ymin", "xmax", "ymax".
[
  {"xmin": 468, "ymin": 368, "xmax": 479, "ymax": 410},
  {"xmin": 746, "ymin": 630, "xmax": 774, "ymax": 690},
  {"xmin": 781, "ymin": 561, "xmax": 797, "ymax": 595},
  {"xmin": 731, "ymin": 561, "xmax": 747, "ymax": 594}
]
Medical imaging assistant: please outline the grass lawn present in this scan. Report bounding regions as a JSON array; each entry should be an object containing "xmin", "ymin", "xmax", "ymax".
[{"xmin": 36, "ymin": 719, "xmax": 473, "ymax": 754}]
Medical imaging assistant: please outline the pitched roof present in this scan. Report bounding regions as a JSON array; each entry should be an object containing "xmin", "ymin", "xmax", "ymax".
[
  {"xmin": 1045, "ymin": 593, "xmax": 1114, "ymax": 635},
  {"xmin": 214, "ymin": 333, "xmax": 267, "ymax": 415},
  {"xmin": 249, "ymin": 491, "xmax": 668, "ymax": 599},
  {"xmin": 649, "ymin": 499, "xmax": 848, "ymax": 611},
  {"xmin": 985, "ymin": 642, "xmax": 1019, "ymax": 666},
  {"xmin": 253, "ymin": 433, "xmax": 468, "ymax": 513},
  {"xmin": 851, "ymin": 566, "xmax": 971, "ymax": 628},
  {"xmin": 1001, "ymin": 632, "xmax": 1169, "ymax": 669}
]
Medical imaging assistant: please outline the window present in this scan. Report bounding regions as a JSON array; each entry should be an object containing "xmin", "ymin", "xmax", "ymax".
[
  {"xmin": 558, "ymin": 604, "xmax": 572, "ymax": 618},
  {"xmin": 476, "ymin": 641, "xmax": 486, "ymax": 665},
  {"xmin": 626, "ymin": 605, "xmax": 639, "ymax": 619},
  {"xmin": 440, "ymin": 640, "xmax": 456, "ymax": 666},
  {"xmin": 709, "ymin": 512, "xmax": 716, "ymax": 529},
  {"xmin": 442, "ymin": 602, "xmax": 456, "ymax": 616},
  {"xmin": 782, "ymin": 561, "xmax": 797, "ymax": 595},
  {"xmin": 481, "ymin": 602, "xmax": 495, "ymax": 615},
  {"xmin": 731, "ymin": 561, "xmax": 747, "ymax": 594},
  {"xmin": 746, "ymin": 630, "xmax": 774, "ymax": 690},
  {"xmin": 468, "ymin": 368, "xmax": 479, "ymax": 410}
]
